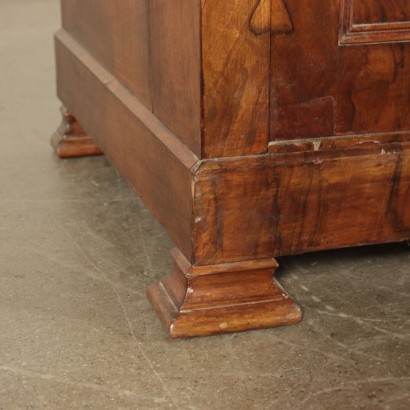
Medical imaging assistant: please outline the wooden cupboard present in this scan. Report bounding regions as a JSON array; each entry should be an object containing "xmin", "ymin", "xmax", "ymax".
[{"xmin": 52, "ymin": 0, "xmax": 410, "ymax": 337}]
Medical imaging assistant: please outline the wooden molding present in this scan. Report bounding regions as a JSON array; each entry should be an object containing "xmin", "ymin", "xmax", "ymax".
[
  {"xmin": 193, "ymin": 136, "xmax": 410, "ymax": 264},
  {"xmin": 147, "ymin": 248, "xmax": 301, "ymax": 338},
  {"xmin": 55, "ymin": 30, "xmax": 195, "ymax": 259},
  {"xmin": 340, "ymin": 0, "xmax": 410, "ymax": 45}
]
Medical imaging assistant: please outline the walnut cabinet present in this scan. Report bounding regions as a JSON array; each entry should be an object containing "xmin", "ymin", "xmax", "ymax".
[{"xmin": 52, "ymin": 0, "xmax": 410, "ymax": 338}]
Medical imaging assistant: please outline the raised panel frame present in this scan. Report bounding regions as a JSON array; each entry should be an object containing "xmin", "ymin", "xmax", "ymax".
[{"xmin": 339, "ymin": 0, "xmax": 410, "ymax": 45}]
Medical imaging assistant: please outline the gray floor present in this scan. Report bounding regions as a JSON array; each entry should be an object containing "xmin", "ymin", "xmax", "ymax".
[{"xmin": 0, "ymin": 1, "xmax": 409, "ymax": 409}]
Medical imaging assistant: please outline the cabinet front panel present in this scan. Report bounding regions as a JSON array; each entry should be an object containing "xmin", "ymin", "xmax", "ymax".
[
  {"xmin": 270, "ymin": 0, "xmax": 410, "ymax": 142},
  {"xmin": 201, "ymin": 0, "xmax": 271, "ymax": 158}
]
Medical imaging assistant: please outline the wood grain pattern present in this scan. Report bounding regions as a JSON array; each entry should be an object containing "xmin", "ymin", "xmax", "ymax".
[
  {"xmin": 147, "ymin": 248, "xmax": 301, "ymax": 338},
  {"xmin": 270, "ymin": 0, "xmax": 339, "ymax": 141},
  {"xmin": 337, "ymin": 44, "xmax": 410, "ymax": 133},
  {"xmin": 352, "ymin": 0, "xmax": 410, "ymax": 24},
  {"xmin": 54, "ymin": 0, "xmax": 410, "ymax": 337},
  {"xmin": 149, "ymin": 0, "xmax": 201, "ymax": 156},
  {"xmin": 192, "ymin": 137, "xmax": 410, "ymax": 264},
  {"xmin": 51, "ymin": 106, "xmax": 103, "ymax": 158},
  {"xmin": 61, "ymin": 0, "xmax": 152, "ymax": 109},
  {"xmin": 201, "ymin": 0, "xmax": 271, "ymax": 157},
  {"xmin": 61, "ymin": 0, "xmax": 202, "ymax": 156},
  {"xmin": 340, "ymin": 0, "xmax": 410, "ymax": 44},
  {"xmin": 271, "ymin": 0, "xmax": 294, "ymax": 34},
  {"xmin": 55, "ymin": 30, "xmax": 196, "ymax": 258},
  {"xmin": 271, "ymin": 0, "xmax": 410, "ymax": 143}
]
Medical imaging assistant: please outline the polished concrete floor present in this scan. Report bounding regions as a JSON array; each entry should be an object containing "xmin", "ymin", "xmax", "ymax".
[{"xmin": 0, "ymin": 1, "xmax": 409, "ymax": 409}]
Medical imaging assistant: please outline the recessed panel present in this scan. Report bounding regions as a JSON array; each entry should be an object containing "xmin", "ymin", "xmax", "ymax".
[{"xmin": 353, "ymin": 0, "xmax": 410, "ymax": 25}]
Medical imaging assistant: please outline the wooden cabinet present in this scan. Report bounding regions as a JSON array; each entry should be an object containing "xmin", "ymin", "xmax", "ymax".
[{"xmin": 52, "ymin": 0, "xmax": 410, "ymax": 338}]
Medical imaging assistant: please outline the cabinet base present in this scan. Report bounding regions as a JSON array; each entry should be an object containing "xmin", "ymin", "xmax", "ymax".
[
  {"xmin": 51, "ymin": 106, "xmax": 103, "ymax": 158},
  {"xmin": 147, "ymin": 249, "xmax": 302, "ymax": 338}
]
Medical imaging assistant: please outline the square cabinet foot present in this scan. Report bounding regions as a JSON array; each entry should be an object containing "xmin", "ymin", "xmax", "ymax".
[
  {"xmin": 147, "ymin": 248, "xmax": 302, "ymax": 338},
  {"xmin": 51, "ymin": 106, "xmax": 103, "ymax": 158}
]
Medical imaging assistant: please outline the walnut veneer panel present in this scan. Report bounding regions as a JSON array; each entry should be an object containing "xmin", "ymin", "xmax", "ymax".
[
  {"xmin": 61, "ymin": 0, "xmax": 201, "ymax": 156},
  {"xmin": 149, "ymin": 0, "xmax": 201, "ymax": 157},
  {"xmin": 341, "ymin": 0, "xmax": 410, "ymax": 44},
  {"xmin": 61, "ymin": 0, "xmax": 152, "ymax": 108},
  {"xmin": 55, "ymin": 31, "xmax": 196, "ymax": 258},
  {"xmin": 53, "ymin": 0, "xmax": 410, "ymax": 337},
  {"xmin": 352, "ymin": 0, "xmax": 410, "ymax": 24},
  {"xmin": 271, "ymin": 0, "xmax": 410, "ymax": 142},
  {"xmin": 201, "ymin": 0, "xmax": 271, "ymax": 158},
  {"xmin": 193, "ymin": 141, "xmax": 410, "ymax": 264}
]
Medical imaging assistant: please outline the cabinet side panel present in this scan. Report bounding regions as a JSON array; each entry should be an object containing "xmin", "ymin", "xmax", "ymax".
[
  {"xmin": 55, "ymin": 32, "xmax": 194, "ymax": 259},
  {"xmin": 149, "ymin": 0, "xmax": 202, "ymax": 157},
  {"xmin": 201, "ymin": 0, "xmax": 271, "ymax": 158},
  {"xmin": 61, "ymin": 0, "xmax": 152, "ymax": 109}
]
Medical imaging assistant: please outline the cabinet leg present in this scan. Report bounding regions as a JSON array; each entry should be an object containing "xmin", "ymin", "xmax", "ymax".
[
  {"xmin": 147, "ymin": 248, "xmax": 302, "ymax": 338},
  {"xmin": 51, "ymin": 106, "xmax": 103, "ymax": 158}
]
